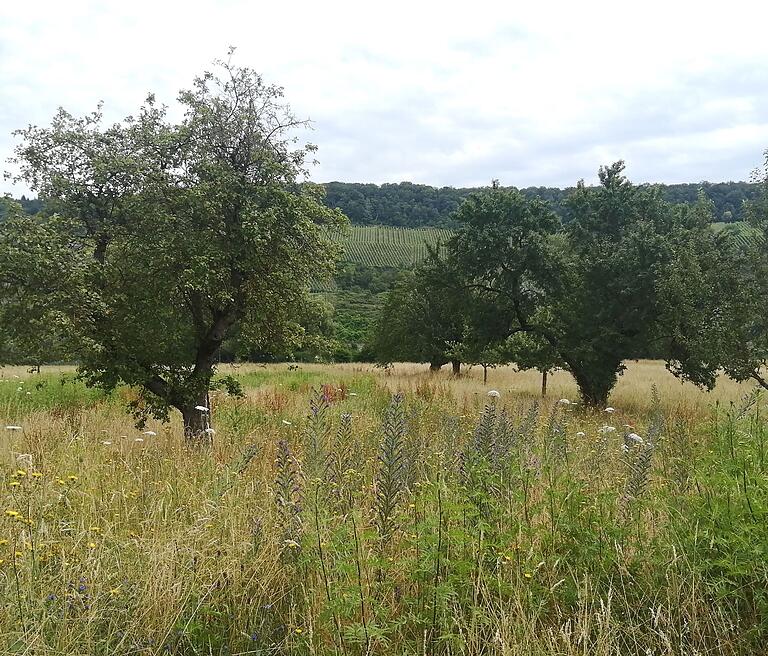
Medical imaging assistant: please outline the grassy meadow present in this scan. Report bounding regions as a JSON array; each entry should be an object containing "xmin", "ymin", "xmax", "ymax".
[{"xmin": 1, "ymin": 361, "xmax": 766, "ymax": 654}]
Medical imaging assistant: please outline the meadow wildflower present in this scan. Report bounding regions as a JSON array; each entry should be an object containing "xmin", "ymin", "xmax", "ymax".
[
  {"xmin": 487, "ymin": 390, "xmax": 501, "ymax": 398},
  {"xmin": 194, "ymin": 405, "xmax": 209, "ymax": 412},
  {"xmin": 575, "ymin": 431, "xmax": 586, "ymax": 437},
  {"xmin": 134, "ymin": 438, "xmax": 144, "ymax": 443},
  {"xmin": 605, "ymin": 407, "xmax": 616, "ymax": 413},
  {"xmin": 558, "ymin": 398, "xmax": 570, "ymax": 405},
  {"xmin": 4, "ymin": 510, "xmax": 20, "ymax": 518},
  {"xmin": 282, "ymin": 419, "xmax": 292, "ymax": 426},
  {"xmin": 143, "ymin": 430, "xmax": 157, "ymax": 436},
  {"xmin": 5, "ymin": 425, "xmax": 22, "ymax": 431}
]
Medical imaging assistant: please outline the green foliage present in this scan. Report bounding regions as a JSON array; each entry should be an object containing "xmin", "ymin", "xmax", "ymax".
[
  {"xmin": 322, "ymin": 180, "xmax": 761, "ymax": 228},
  {"xmin": 1, "ymin": 58, "xmax": 344, "ymax": 436},
  {"xmin": 428, "ymin": 164, "xmax": 735, "ymax": 406},
  {"xmin": 369, "ymin": 254, "xmax": 467, "ymax": 369}
]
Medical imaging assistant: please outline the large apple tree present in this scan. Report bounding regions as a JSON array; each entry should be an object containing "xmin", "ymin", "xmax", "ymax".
[{"xmin": 1, "ymin": 58, "xmax": 344, "ymax": 439}]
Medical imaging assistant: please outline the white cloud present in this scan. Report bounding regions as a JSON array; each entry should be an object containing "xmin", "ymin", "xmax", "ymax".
[{"xmin": 1, "ymin": 0, "xmax": 767, "ymax": 194}]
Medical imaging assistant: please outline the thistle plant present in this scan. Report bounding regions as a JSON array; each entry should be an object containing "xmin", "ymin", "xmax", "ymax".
[
  {"xmin": 274, "ymin": 439, "xmax": 304, "ymax": 557},
  {"xmin": 621, "ymin": 430, "xmax": 657, "ymax": 521},
  {"xmin": 304, "ymin": 387, "xmax": 332, "ymax": 478},
  {"xmin": 373, "ymin": 394, "xmax": 407, "ymax": 543},
  {"xmin": 471, "ymin": 401, "xmax": 498, "ymax": 464},
  {"xmin": 324, "ymin": 412, "xmax": 358, "ymax": 509}
]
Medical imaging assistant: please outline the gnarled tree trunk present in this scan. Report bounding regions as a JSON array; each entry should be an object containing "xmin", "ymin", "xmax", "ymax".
[
  {"xmin": 451, "ymin": 360, "xmax": 461, "ymax": 376},
  {"xmin": 179, "ymin": 391, "xmax": 212, "ymax": 443}
]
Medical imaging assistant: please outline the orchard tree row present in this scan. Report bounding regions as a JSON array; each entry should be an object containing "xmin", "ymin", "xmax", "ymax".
[{"xmin": 370, "ymin": 160, "xmax": 768, "ymax": 407}]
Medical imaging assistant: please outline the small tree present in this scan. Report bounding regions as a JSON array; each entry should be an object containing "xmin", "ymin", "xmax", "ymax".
[
  {"xmin": 369, "ymin": 251, "xmax": 467, "ymax": 372},
  {"xmin": 3, "ymin": 58, "xmax": 344, "ymax": 439}
]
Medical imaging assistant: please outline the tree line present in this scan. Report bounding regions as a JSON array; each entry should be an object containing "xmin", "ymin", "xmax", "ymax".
[
  {"xmin": 370, "ymin": 162, "xmax": 768, "ymax": 407},
  {"xmin": 323, "ymin": 179, "xmax": 761, "ymax": 228}
]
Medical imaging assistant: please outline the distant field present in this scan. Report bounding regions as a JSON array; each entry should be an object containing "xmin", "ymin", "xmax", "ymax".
[
  {"xmin": 711, "ymin": 220, "xmax": 761, "ymax": 247},
  {"xmin": 334, "ymin": 225, "xmax": 453, "ymax": 268},
  {"xmin": 329, "ymin": 222, "xmax": 756, "ymax": 274}
]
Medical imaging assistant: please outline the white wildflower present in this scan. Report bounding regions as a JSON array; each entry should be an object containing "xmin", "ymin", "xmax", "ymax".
[
  {"xmin": 143, "ymin": 430, "xmax": 157, "ymax": 436},
  {"xmin": 204, "ymin": 427, "xmax": 216, "ymax": 435},
  {"xmin": 575, "ymin": 431, "xmax": 586, "ymax": 437},
  {"xmin": 134, "ymin": 438, "xmax": 144, "ymax": 443},
  {"xmin": 627, "ymin": 433, "xmax": 643, "ymax": 444},
  {"xmin": 5, "ymin": 425, "xmax": 22, "ymax": 431},
  {"xmin": 281, "ymin": 420, "xmax": 292, "ymax": 426},
  {"xmin": 16, "ymin": 454, "xmax": 33, "ymax": 468},
  {"xmin": 604, "ymin": 407, "xmax": 615, "ymax": 413},
  {"xmin": 195, "ymin": 405, "xmax": 209, "ymax": 412},
  {"xmin": 101, "ymin": 441, "xmax": 112, "ymax": 446},
  {"xmin": 558, "ymin": 398, "xmax": 571, "ymax": 405},
  {"xmin": 487, "ymin": 390, "xmax": 501, "ymax": 398},
  {"xmin": 598, "ymin": 425, "xmax": 616, "ymax": 433}
]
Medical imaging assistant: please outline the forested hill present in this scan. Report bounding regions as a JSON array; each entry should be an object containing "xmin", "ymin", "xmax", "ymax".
[
  {"xmin": 322, "ymin": 180, "xmax": 761, "ymax": 227},
  {"xmin": 6, "ymin": 183, "xmax": 759, "ymax": 227}
]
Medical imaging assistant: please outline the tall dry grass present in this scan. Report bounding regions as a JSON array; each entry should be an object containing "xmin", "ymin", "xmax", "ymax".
[{"xmin": 0, "ymin": 363, "xmax": 765, "ymax": 654}]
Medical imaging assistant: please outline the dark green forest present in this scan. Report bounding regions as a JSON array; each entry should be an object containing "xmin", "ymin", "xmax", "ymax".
[
  {"xmin": 7, "ymin": 181, "xmax": 759, "ymax": 227},
  {"xmin": 323, "ymin": 180, "xmax": 760, "ymax": 227}
]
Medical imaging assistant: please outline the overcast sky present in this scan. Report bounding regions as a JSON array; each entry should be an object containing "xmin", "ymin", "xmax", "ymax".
[{"xmin": 2, "ymin": 0, "xmax": 767, "ymax": 194}]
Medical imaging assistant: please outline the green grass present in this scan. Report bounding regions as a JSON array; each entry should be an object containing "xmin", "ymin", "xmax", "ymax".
[
  {"xmin": 0, "ymin": 372, "xmax": 110, "ymax": 420},
  {"xmin": 1, "ymin": 367, "xmax": 767, "ymax": 654}
]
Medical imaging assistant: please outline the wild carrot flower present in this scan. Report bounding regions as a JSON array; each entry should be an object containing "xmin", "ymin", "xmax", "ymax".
[
  {"xmin": 143, "ymin": 431, "xmax": 157, "ymax": 436},
  {"xmin": 5, "ymin": 425, "xmax": 22, "ymax": 431},
  {"xmin": 558, "ymin": 398, "xmax": 570, "ymax": 405},
  {"xmin": 487, "ymin": 390, "xmax": 500, "ymax": 398},
  {"xmin": 195, "ymin": 405, "xmax": 209, "ymax": 412}
]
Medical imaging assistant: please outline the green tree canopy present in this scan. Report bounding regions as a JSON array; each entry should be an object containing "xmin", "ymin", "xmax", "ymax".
[
  {"xmin": 436, "ymin": 163, "xmax": 733, "ymax": 406},
  {"xmin": 2, "ymin": 58, "xmax": 344, "ymax": 438}
]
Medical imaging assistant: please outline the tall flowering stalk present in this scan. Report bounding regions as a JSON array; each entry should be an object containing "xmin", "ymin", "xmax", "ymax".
[
  {"xmin": 374, "ymin": 394, "xmax": 407, "ymax": 543},
  {"xmin": 274, "ymin": 439, "xmax": 303, "ymax": 557}
]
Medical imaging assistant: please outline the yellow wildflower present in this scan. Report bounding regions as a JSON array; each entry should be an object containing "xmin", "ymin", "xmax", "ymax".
[
  {"xmin": 295, "ymin": 628, "xmax": 304, "ymax": 634},
  {"xmin": 15, "ymin": 470, "xmax": 26, "ymax": 477},
  {"xmin": 4, "ymin": 510, "xmax": 20, "ymax": 518},
  {"xmin": 88, "ymin": 542, "xmax": 97, "ymax": 549},
  {"xmin": 0, "ymin": 539, "xmax": 7, "ymax": 546},
  {"xmin": 109, "ymin": 587, "xmax": 121, "ymax": 595},
  {"xmin": 9, "ymin": 482, "xmax": 20, "ymax": 488},
  {"xmin": 14, "ymin": 551, "xmax": 23, "ymax": 558},
  {"xmin": 31, "ymin": 472, "xmax": 43, "ymax": 478},
  {"xmin": 67, "ymin": 475, "xmax": 78, "ymax": 482}
]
